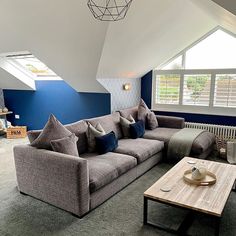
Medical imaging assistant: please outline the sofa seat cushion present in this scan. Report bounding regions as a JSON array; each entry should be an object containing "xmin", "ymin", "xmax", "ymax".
[
  {"xmin": 81, "ymin": 152, "xmax": 137, "ymax": 193},
  {"xmin": 144, "ymin": 128, "xmax": 180, "ymax": 147},
  {"xmin": 113, "ymin": 138, "xmax": 164, "ymax": 163}
]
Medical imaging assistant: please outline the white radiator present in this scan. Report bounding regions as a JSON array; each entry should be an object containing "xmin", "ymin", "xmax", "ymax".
[{"xmin": 185, "ymin": 122, "xmax": 236, "ymax": 140}]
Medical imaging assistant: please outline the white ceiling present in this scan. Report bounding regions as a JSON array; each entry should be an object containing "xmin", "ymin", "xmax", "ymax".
[
  {"xmin": 0, "ymin": 0, "xmax": 236, "ymax": 92},
  {"xmin": 0, "ymin": 0, "xmax": 108, "ymax": 92}
]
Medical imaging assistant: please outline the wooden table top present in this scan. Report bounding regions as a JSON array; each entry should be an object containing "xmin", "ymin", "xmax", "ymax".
[{"xmin": 144, "ymin": 157, "xmax": 236, "ymax": 217}]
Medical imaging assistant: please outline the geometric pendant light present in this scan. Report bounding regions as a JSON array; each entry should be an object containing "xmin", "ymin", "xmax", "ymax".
[{"xmin": 87, "ymin": 0, "xmax": 133, "ymax": 21}]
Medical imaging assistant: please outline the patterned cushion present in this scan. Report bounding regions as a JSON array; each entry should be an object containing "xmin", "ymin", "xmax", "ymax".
[
  {"xmin": 50, "ymin": 133, "xmax": 79, "ymax": 156},
  {"xmin": 137, "ymin": 99, "xmax": 149, "ymax": 122},
  {"xmin": 86, "ymin": 122, "xmax": 106, "ymax": 152},
  {"xmin": 120, "ymin": 115, "xmax": 135, "ymax": 138},
  {"xmin": 30, "ymin": 114, "xmax": 72, "ymax": 150},
  {"xmin": 146, "ymin": 112, "xmax": 158, "ymax": 130}
]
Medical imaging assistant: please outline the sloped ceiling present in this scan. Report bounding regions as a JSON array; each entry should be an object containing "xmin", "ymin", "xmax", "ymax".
[
  {"xmin": 0, "ymin": 0, "xmax": 108, "ymax": 92},
  {"xmin": 0, "ymin": 0, "xmax": 236, "ymax": 92},
  {"xmin": 97, "ymin": 0, "xmax": 217, "ymax": 79},
  {"xmin": 211, "ymin": 0, "xmax": 236, "ymax": 16},
  {"xmin": 0, "ymin": 68, "xmax": 34, "ymax": 90}
]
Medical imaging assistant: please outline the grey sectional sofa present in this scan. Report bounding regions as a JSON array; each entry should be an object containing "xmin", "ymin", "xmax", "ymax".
[{"xmin": 14, "ymin": 106, "xmax": 215, "ymax": 217}]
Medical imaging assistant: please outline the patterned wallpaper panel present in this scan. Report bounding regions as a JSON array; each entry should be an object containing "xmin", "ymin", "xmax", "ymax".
[
  {"xmin": 99, "ymin": 78, "xmax": 141, "ymax": 112},
  {"xmin": 0, "ymin": 89, "xmax": 5, "ymax": 108}
]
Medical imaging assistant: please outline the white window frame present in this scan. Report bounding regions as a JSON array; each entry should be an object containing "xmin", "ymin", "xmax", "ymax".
[
  {"xmin": 152, "ymin": 27, "xmax": 236, "ymax": 117},
  {"xmin": 152, "ymin": 69, "xmax": 236, "ymax": 117}
]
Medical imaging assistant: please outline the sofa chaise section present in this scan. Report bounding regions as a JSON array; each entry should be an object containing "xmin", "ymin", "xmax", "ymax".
[{"xmin": 119, "ymin": 107, "xmax": 215, "ymax": 159}]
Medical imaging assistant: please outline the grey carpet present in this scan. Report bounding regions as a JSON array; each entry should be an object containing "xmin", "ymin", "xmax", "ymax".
[{"xmin": 0, "ymin": 137, "xmax": 235, "ymax": 236}]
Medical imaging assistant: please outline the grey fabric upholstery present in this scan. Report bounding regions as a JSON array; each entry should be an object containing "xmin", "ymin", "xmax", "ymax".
[
  {"xmin": 119, "ymin": 106, "xmax": 138, "ymax": 121},
  {"xmin": 65, "ymin": 120, "xmax": 88, "ymax": 154},
  {"xmin": 144, "ymin": 127, "xmax": 180, "ymax": 148},
  {"xmin": 90, "ymin": 152, "xmax": 162, "ymax": 209},
  {"xmin": 30, "ymin": 114, "xmax": 72, "ymax": 150},
  {"xmin": 191, "ymin": 131, "xmax": 216, "ymax": 155},
  {"xmin": 156, "ymin": 115, "xmax": 185, "ymax": 129},
  {"xmin": 146, "ymin": 112, "xmax": 158, "ymax": 130},
  {"xmin": 27, "ymin": 129, "xmax": 41, "ymax": 143},
  {"xmin": 27, "ymin": 120, "xmax": 89, "ymax": 154},
  {"xmin": 120, "ymin": 115, "xmax": 135, "ymax": 138},
  {"xmin": 144, "ymin": 127, "xmax": 215, "ymax": 156},
  {"xmin": 50, "ymin": 133, "xmax": 79, "ymax": 157},
  {"xmin": 14, "ymin": 145, "xmax": 89, "ymax": 217},
  {"xmin": 86, "ymin": 112, "xmax": 123, "ymax": 139},
  {"xmin": 114, "ymin": 138, "xmax": 164, "ymax": 163},
  {"xmin": 81, "ymin": 152, "xmax": 137, "ymax": 193},
  {"xmin": 137, "ymin": 99, "xmax": 149, "ymax": 122},
  {"xmin": 86, "ymin": 123, "xmax": 106, "ymax": 152}
]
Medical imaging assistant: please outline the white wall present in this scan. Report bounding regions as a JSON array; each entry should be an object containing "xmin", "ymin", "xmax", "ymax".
[{"xmin": 99, "ymin": 78, "xmax": 141, "ymax": 112}]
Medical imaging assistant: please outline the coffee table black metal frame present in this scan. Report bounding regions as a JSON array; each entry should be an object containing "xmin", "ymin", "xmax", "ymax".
[{"xmin": 143, "ymin": 196, "xmax": 221, "ymax": 236}]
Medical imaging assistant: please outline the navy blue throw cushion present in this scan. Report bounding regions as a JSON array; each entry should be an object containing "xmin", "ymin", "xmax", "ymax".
[
  {"xmin": 129, "ymin": 120, "xmax": 145, "ymax": 139},
  {"xmin": 95, "ymin": 131, "xmax": 118, "ymax": 154}
]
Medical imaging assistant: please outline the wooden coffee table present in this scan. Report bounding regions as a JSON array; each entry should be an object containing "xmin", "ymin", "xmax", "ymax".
[{"xmin": 143, "ymin": 157, "xmax": 236, "ymax": 235}]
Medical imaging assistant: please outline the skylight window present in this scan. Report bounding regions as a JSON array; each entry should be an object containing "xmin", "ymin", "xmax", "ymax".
[
  {"xmin": 3, "ymin": 52, "xmax": 62, "ymax": 80},
  {"xmin": 12, "ymin": 55, "xmax": 56, "ymax": 77}
]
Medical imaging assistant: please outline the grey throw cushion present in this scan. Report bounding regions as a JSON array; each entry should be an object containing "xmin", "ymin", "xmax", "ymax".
[
  {"xmin": 120, "ymin": 115, "xmax": 135, "ymax": 138},
  {"xmin": 137, "ymin": 99, "xmax": 149, "ymax": 122},
  {"xmin": 86, "ymin": 122, "xmax": 106, "ymax": 152},
  {"xmin": 30, "ymin": 114, "xmax": 72, "ymax": 150},
  {"xmin": 146, "ymin": 112, "xmax": 158, "ymax": 130},
  {"xmin": 50, "ymin": 133, "xmax": 79, "ymax": 156}
]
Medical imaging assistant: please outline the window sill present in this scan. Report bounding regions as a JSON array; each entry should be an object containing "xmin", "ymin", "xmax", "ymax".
[{"xmin": 152, "ymin": 104, "xmax": 236, "ymax": 117}]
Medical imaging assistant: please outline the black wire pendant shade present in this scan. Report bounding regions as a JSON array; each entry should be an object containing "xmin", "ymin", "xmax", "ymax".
[{"xmin": 87, "ymin": 0, "xmax": 133, "ymax": 21}]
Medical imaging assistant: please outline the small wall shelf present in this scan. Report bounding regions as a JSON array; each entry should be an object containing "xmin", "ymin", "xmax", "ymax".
[
  {"xmin": 0, "ymin": 111, "xmax": 13, "ymax": 134},
  {"xmin": 0, "ymin": 111, "xmax": 13, "ymax": 116}
]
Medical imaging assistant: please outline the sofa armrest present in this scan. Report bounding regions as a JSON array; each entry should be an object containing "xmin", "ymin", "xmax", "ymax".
[
  {"xmin": 14, "ymin": 145, "xmax": 89, "ymax": 217},
  {"xmin": 156, "ymin": 115, "xmax": 185, "ymax": 129}
]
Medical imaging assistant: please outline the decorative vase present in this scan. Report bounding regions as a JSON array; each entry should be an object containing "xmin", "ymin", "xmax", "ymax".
[{"xmin": 191, "ymin": 165, "xmax": 207, "ymax": 180}]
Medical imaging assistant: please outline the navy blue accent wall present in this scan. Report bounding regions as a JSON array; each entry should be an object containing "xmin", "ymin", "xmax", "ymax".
[
  {"xmin": 3, "ymin": 80, "xmax": 110, "ymax": 130},
  {"xmin": 141, "ymin": 70, "xmax": 236, "ymax": 126},
  {"xmin": 141, "ymin": 71, "xmax": 152, "ymax": 109}
]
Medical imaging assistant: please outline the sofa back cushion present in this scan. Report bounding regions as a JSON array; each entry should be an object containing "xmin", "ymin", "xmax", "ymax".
[
  {"xmin": 65, "ymin": 120, "xmax": 89, "ymax": 154},
  {"xmin": 86, "ymin": 112, "xmax": 122, "ymax": 139},
  {"xmin": 27, "ymin": 120, "xmax": 88, "ymax": 154},
  {"xmin": 119, "ymin": 106, "xmax": 138, "ymax": 121}
]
